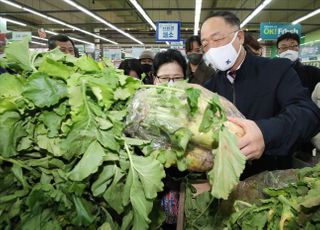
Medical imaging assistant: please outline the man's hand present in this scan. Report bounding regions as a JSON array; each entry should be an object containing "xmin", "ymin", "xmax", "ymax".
[{"xmin": 228, "ymin": 117, "xmax": 265, "ymax": 160}]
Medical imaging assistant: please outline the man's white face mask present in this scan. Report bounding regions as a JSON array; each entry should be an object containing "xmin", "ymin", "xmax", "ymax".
[
  {"xmin": 279, "ymin": 50, "xmax": 299, "ymax": 62},
  {"xmin": 204, "ymin": 31, "xmax": 242, "ymax": 71}
]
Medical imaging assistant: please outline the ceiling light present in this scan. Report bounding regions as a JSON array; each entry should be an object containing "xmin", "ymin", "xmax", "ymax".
[
  {"xmin": 0, "ymin": 0, "xmax": 117, "ymax": 44},
  {"xmin": 129, "ymin": 0, "xmax": 156, "ymax": 30},
  {"xmin": 0, "ymin": 0, "xmax": 22, "ymax": 9},
  {"xmin": 240, "ymin": 0, "xmax": 272, "ymax": 28},
  {"xmin": 0, "ymin": 15, "xmax": 94, "ymax": 46},
  {"xmin": 45, "ymin": 30, "xmax": 58, "ymax": 35},
  {"xmin": 292, "ymin": 8, "xmax": 320, "ymax": 25},
  {"xmin": 63, "ymin": 0, "xmax": 143, "ymax": 45},
  {"xmin": 257, "ymin": 38, "xmax": 262, "ymax": 42},
  {"xmin": 194, "ymin": 0, "xmax": 202, "ymax": 35},
  {"xmin": 30, "ymin": 40, "xmax": 47, "ymax": 46},
  {"xmin": 32, "ymin": 35, "xmax": 48, "ymax": 41},
  {"xmin": 0, "ymin": 17, "xmax": 27, "ymax": 26},
  {"xmin": 45, "ymin": 30, "xmax": 94, "ymax": 45}
]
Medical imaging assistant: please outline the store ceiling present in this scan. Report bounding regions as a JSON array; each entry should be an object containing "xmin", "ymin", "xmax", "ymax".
[{"xmin": 1, "ymin": 0, "xmax": 320, "ymax": 47}]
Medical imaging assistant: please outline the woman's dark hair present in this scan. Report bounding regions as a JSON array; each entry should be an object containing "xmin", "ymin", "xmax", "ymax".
[
  {"xmin": 152, "ymin": 49, "xmax": 187, "ymax": 77},
  {"xmin": 203, "ymin": 11, "xmax": 240, "ymax": 28},
  {"xmin": 276, "ymin": 32, "xmax": 300, "ymax": 48},
  {"xmin": 185, "ymin": 35, "xmax": 201, "ymax": 52},
  {"xmin": 118, "ymin": 58, "xmax": 143, "ymax": 79},
  {"xmin": 48, "ymin": 34, "xmax": 75, "ymax": 50},
  {"xmin": 244, "ymin": 32, "xmax": 261, "ymax": 51}
]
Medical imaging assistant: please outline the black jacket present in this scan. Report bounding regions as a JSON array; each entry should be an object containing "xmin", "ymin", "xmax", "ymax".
[
  {"xmin": 205, "ymin": 53, "xmax": 320, "ymax": 177},
  {"xmin": 292, "ymin": 60, "xmax": 320, "ymax": 95}
]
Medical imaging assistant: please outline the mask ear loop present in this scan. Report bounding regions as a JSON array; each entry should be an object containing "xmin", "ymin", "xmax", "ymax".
[{"xmin": 232, "ymin": 31, "xmax": 243, "ymax": 61}]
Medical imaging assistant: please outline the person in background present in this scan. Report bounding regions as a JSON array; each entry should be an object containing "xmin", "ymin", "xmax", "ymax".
[
  {"xmin": 118, "ymin": 58, "xmax": 143, "ymax": 80},
  {"xmin": 244, "ymin": 32, "xmax": 262, "ymax": 56},
  {"xmin": 277, "ymin": 32, "xmax": 320, "ymax": 94},
  {"xmin": 48, "ymin": 34, "xmax": 75, "ymax": 56},
  {"xmin": 201, "ymin": 11, "xmax": 320, "ymax": 178},
  {"xmin": 152, "ymin": 48, "xmax": 188, "ymax": 228},
  {"xmin": 312, "ymin": 83, "xmax": 320, "ymax": 150},
  {"xmin": 139, "ymin": 50, "xmax": 155, "ymax": 84},
  {"xmin": 185, "ymin": 35, "xmax": 215, "ymax": 85},
  {"xmin": 152, "ymin": 49, "xmax": 186, "ymax": 85}
]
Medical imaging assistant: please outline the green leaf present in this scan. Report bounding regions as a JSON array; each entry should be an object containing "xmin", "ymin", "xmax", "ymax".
[
  {"xmin": 120, "ymin": 211, "xmax": 133, "ymax": 230},
  {"xmin": 91, "ymin": 164, "xmax": 115, "ymax": 196},
  {"xmin": 38, "ymin": 111, "xmax": 63, "ymax": 137},
  {"xmin": 130, "ymin": 154, "xmax": 165, "ymax": 199},
  {"xmin": 74, "ymin": 55, "xmax": 101, "ymax": 72},
  {"xmin": 123, "ymin": 143, "xmax": 165, "ymax": 230},
  {"xmin": 88, "ymin": 77, "xmax": 114, "ymax": 109},
  {"xmin": 299, "ymin": 181, "xmax": 320, "ymax": 208},
  {"xmin": 0, "ymin": 73, "xmax": 25, "ymax": 98},
  {"xmin": 38, "ymin": 57, "xmax": 72, "ymax": 80},
  {"xmin": 114, "ymin": 88, "xmax": 131, "ymax": 100},
  {"xmin": 60, "ymin": 121, "xmax": 97, "ymax": 160},
  {"xmin": 23, "ymin": 72, "xmax": 67, "ymax": 108},
  {"xmin": 208, "ymin": 128, "xmax": 246, "ymax": 199},
  {"xmin": 68, "ymin": 141, "xmax": 105, "ymax": 181},
  {"xmin": 4, "ymin": 36, "xmax": 32, "ymax": 72},
  {"xmin": 199, "ymin": 95, "xmax": 226, "ymax": 133},
  {"xmin": 103, "ymin": 166, "xmax": 125, "ymax": 214},
  {"xmin": 122, "ymin": 137, "xmax": 150, "ymax": 146},
  {"xmin": 98, "ymin": 130, "xmax": 120, "ymax": 152},
  {"xmin": 0, "ymin": 111, "xmax": 26, "ymax": 157},
  {"xmin": 170, "ymin": 127, "xmax": 192, "ymax": 151},
  {"xmin": 95, "ymin": 117, "xmax": 113, "ymax": 130},
  {"xmin": 72, "ymin": 196, "xmax": 95, "ymax": 226},
  {"xmin": 186, "ymin": 87, "xmax": 201, "ymax": 116},
  {"xmin": 11, "ymin": 164, "xmax": 29, "ymax": 188},
  {"xmin": 36, "ymin": 135, "xmax": 62, "ymax": 156}
]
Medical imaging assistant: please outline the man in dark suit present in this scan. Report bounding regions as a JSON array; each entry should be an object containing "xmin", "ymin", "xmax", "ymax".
[{"xmin": 201, "ymin": 11, "xmax": 320, "ymax": 178}]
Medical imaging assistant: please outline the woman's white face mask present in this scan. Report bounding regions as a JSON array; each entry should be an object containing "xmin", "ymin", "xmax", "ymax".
[
  {"xmin": 279, "ymin": 50, "xmax": 299, "ymax": 62},
  {"xmin": 204, "ymin": 31, "xmax": 242, "ymax": 71}
]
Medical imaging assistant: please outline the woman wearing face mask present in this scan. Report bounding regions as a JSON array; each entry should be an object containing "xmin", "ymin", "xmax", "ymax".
[
  {"xmin": 277, "ymin": 32, "xmax": 320, "ymax": 95},
  {"xmin": 185, "ymin": 35, "xmax": 216, "ymax": 85}
]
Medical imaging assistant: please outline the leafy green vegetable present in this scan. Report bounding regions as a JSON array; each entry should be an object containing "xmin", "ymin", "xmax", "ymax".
[
  {"xmin": 223, "ymin": 164, "xmax": 320, "ymax": 229},
  {"xmin": 209, "ymin": 128, "xmax": 246, "ymax": 199},
  {"xmin": 0, "ymin": 39, "xmax": 164, "ymax": 229},
  {"xmin": 22, "ymin": 72, "xmax": 67, "ymax": 108},
  {"xmin": 0, "ymin": 38, "xmax": 248, "ymax": 229},
  {"xmin": 68, "ymin": 141, "xmax": 106, "ymax": 181}
]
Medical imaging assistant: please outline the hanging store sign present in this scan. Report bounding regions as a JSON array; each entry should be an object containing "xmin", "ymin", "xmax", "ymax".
[
  {"xmin": 156, "ymin": 21, "xmax": 180, "ymax": 42},
  {"xmin": 12, "ymin": 31, "xmax": 32, "ymax": 41},
  {"xmin": 170, "ymin": 41, "xmax": 184, "ymax": 49},
  {"xmin": 260, "ymin": 23, "xmax": 301, "ymax": 40}
]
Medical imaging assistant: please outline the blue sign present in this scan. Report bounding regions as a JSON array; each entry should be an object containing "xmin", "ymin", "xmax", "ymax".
[
  {"xmin": 156, "ymin": 21, "xmax": 180, "ymax": 42},
  {"xmin": 260, "ymin": 23, "xmax": 302, "ymax": 40}
]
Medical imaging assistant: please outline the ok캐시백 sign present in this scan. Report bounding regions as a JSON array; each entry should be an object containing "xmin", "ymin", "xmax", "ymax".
[
  {"xmin": 156, "ymin": 21, "xmax": 180, "ymax": 42},
  {"xmin": 260, "ymin": 23, "xmax": 302, "ymax": 40}
]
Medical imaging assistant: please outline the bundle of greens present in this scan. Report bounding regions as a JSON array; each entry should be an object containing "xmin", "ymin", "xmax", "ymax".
[
  {"xmin": 125, "ymin": 83, "xmax": 246, "ymax": 199},
  {"xmin": 224, "ymin": 164, "xmax": 320, "ymax": 230},
  {"xmin": 0, "ymin": 37, "xmax": 247, "ymax": 229},
  {"xmin": 0, "ymin": 38, "xmax": 165, "ymax": 229},
  {"xmin": 183, "ymin": 164, "xmax": 320, "ymax": 230}
]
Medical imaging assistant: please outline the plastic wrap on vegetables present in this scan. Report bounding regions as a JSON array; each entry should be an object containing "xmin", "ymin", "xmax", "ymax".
[{"xmin": 126, "ymin": 82, "xmax": 247, "ymax": 199}]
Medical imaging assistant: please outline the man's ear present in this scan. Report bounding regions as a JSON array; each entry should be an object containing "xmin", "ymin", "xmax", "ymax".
[{"xmin": 238, "ymin": 30, "xmax": 245, "ymax": 45}]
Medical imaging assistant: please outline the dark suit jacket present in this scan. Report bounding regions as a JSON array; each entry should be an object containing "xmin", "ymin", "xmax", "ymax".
[{"xmin": 205, "ymin": 53, "xmax": 320, "ymax": 177}]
